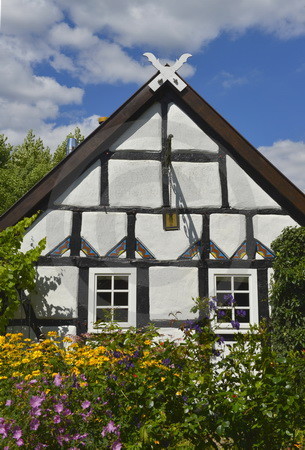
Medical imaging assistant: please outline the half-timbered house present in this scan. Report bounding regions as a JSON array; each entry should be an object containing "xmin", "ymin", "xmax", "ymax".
[{"xmin": 1, "ymin": 54, "xmax": 305, "ymax": 340}]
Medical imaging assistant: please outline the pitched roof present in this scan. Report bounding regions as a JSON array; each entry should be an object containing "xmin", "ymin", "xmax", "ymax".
[{"xmin": 1, "ymin": 75, "xmax": 305, "ymax": 230}]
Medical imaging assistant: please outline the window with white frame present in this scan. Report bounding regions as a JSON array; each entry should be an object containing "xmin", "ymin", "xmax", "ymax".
[
  {"xmin": 88, "ymin": 268, "xmax": 137, "ymax": 331},
  {"xmin": 209, "ymin": 269, "xmax": 258, "ymax": 331}
]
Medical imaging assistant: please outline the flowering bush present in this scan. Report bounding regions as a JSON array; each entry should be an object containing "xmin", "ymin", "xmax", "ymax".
[{"xmin": 0, "ymin": 303, "xmax": 304, "ymax": 448}]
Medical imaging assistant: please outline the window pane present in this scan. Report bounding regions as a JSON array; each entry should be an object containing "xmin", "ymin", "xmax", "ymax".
[
  {"xmin": 96, "ymin": 292, "xmax": 111, "ymax": 306},
  {"xmin": 235, "ymin": 309, "xmax": 250, "ymax": 323},
  {"xmin": 97, "ymin": 276, "xmax": 111, "ymax": 290},
  {"xmin": 113, "ymin": 309, "xmax": 128, "ymax": 322},
  {"xmin": 234, "ymin": 277, "xmax": 249, "ymax": 291},
  {"xmin": 114, "ymin": 276, "xmax": 128, "ymax": 290},
  {"xmin": 234, "ymin": 293, "xmax": 250, "ymax": 307},
  {"xmin": 96, "ymin": 308, "xmax": 111, "ymax": 322},
  {"xmin": 216, "ymin": 277, "xmax": 231, "ymax": 290},
  {"xmin": 114, "ymin": 292, "xmax": 128, "ymax": 306}
]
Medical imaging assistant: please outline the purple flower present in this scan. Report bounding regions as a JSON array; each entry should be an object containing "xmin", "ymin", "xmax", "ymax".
[
  {"xmin": 0, "ymin": 423, "xmax": 9, "ymax": 438},
  {"xmin": 29, "ymin": 379, "xmax": 38, "ymax": 385},
  {"xmin": 54, "ymin": 402, "xmax": 64, "ymax": 413},
  {"xmin": 112, "ymin": 440, "xmax": 122, "ymax": 450},
  {"xmin": 53, "ymin": 415, "xmax": 61, "ymax": 424},
  {"xmin": 231, "ymin": 320, "xmax": 240, "ymax": 330},
  {"xmin": 209, "ymin": 299, "xmax": 217, "ymax": 311},
  {"xmin": 63, "ymin": 409, "xmax": 72, "ymax": 417},
  {"xmin": 16, "ymin": 439, "xmax": 24, "ymax": 447},
  {"xmin": 30, "ymin": 418, "xmax": 40, "ymax": 431},
  {"xmin": 224, "ymin": 294, "xmax": 235, "ymax": 306},
  {"xmin": 31, "ymin": 408, "xmax": 42, "ymax": 417},
  {"xmin": 81, "ymin": 400, "xmax": 91, "ymax": 409},
  {"xmin": 35, "ymin": 444, "xmax": 48, "ymax": 449},
  {"xmin": 5, "ymin": 400, "xmax": 12, "ymax": 406},
  {"xmin": 101, "ymin": 421, "xmax": 120, "ymax": 437},
  {"xmin": 217, "ymin": 310, "xmax": 226, "ymax": 318},
  {"xmin": 30, "ymin": 395, "xmax": 44, "ymax": 409},
  {"xmin": 13, "ymin": 427, "xmax": 23, "ymax": 440},
  {"xmin": 236, "ymin": 309, "xmax": 247, "ymax": 318},
  {"xmin": 53, "ymin": 374, "xmax": 62, "ymax": 387}
]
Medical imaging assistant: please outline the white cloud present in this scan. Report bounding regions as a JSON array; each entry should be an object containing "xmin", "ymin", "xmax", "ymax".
[
  {"xmin": 1, "ymin": 0, "xmax": 305, "ymax": 149},
  {"xmin": 259, "ymin": 140, "xmax": 305, "ymax": 192},
  {"xmin": 2, "ymin": 114, "xmax": 100, "ymax": 151}
]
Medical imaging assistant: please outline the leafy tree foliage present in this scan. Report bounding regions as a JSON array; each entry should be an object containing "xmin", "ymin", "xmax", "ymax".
[
  {"xmin": 0, "ymin": 128, "xmax": 84, "ymax": 215},
  {"xmin": 270, "ymin": 226, "xmax": 305, "ymax": 354},
  {"xmin": 0, "ymin": 214, "xmax": 45, "ymax": 333}
]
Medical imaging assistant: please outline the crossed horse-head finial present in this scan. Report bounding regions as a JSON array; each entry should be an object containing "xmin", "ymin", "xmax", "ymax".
[{"xmin": 143, "ymin": 52, "xmax": 192, "ymax": 92}]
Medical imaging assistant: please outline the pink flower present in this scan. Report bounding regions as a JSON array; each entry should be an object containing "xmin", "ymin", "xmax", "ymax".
[
  {"xmin": 81, "ymin": 400, "xmax": 91, "ymax": 409},
  {"xmin": 53, "ymin": 415, "xmax": 61, "ymax": 424},
  {"xmin": 30, "ymin": 395, "xmax": 44, "ymax": 409},
  {"xmin": 53, "ymin": 374, "xmax": 62, "ymax": 387},
  {"xmin": 16, "ymin": 439, "xmax": 24, "ymax": 447},
  {"xmin": 13, "ymin": 428, "xmax": 23, "ymax": 440},
  {"xmin": 101, "ymin": 421, "xmax": 120, "ymax": 437},
  {"xmin": 30, "ymin": 418, "xmax": 40, "ymax": 431},
  {"xmin": 5, "ymin": 400, "xmax": 12, "ymax": 406},
  {"xmin": 54, "ymin": 402, "xmax": 64, "ymax": 413},
  {"xmin": 112, "ymin": 440, "xmax": 122, "ymax": 450}
]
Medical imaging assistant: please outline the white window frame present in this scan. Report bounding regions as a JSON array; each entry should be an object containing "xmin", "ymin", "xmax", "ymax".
[
  {"xmin": 208, "ymin": 268, "xmax": 258, "ymax": 333},
  {"xmin": 88, "ymin": 268, "xmax": 137, "ymax": 332}
]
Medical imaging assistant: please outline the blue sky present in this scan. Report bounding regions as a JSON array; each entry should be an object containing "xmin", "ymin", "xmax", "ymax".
[{"xmin": 1, "ymin": 0, "xmax": 305, "ymax": 191}]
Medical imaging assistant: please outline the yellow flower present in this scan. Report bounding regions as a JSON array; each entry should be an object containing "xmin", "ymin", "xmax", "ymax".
[
  {"xmin": 161, "ymin": 377, "xmax": 166, "ymax": 382},
  {"xmin": 0, "ymin": 376, "xmax": 7, "ymax": 380},
  {"xmin": 176, "ymin": 391, "xmax": 182, "ymax": 396},
  {"xmin": 144, "ymin": 340, "xmax": 151, "ymax": 345},
  {"xmin": 12, "ymin": 372, "xmax": 22, "ymax": 377}
]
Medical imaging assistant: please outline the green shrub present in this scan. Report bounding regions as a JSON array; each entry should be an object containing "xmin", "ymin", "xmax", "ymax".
[{"xmin": 270, "ymin": 226, "xmax": 305, "ymax": 354}]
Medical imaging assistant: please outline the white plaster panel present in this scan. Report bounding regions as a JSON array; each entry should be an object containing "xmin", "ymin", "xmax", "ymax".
[
  {"xmin": 149, "ymin": 267, "xmax": 198, "ymax": 320},
  {"xmin": 136, "ymin": 213, "xmax": 202, "ymax": 260},
  {"xmin": 30, "ymin": 266, "xmax": 78, "ymax": 319},
  {"xmin": 21, "ymin": 210, "xmax": 73, "ymax": 255},
  {"xmin": 210, "ymin": 214, "xmax": 246, "ymax": 258},
  {"xmin": 40, "ymin": 325, "xmax": 77, "ymax": 338},
  {"xmin": 227, "ymin": 156, "xmax": 281, "ymax": 209},
  {"xmin": 54, "ymin": 160, "xmax": 100, "ymax": 207},
  {"xmin": 109, "ymin": 160, "xmax": 163, "ymax": 207},
  {"xmin": 168, "ymin": 103, "xmax": 219, "ymax": 153},
  {"xmin": 154, "ymin": 328, "xmax": 185, "ymax": 343},
  {"xmin": 81, "ymin": 212, "xmax": 127, "ymax": 256},
  {"xmin": 110, "ymin": 103, "xmax": 162, "ymax": 151},
  {"xmin": 170, "ymin": 162, "xmax": 222, "ymax": 208},
  {"xmin": 253, "ymin": 214, "xmax": 298, "ymax": 248}
]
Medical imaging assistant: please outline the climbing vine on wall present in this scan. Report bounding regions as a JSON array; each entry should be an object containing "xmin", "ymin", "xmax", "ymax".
[
  {"xmin": 270, "ymin": 226, "xmax": 305, "ymax": 354},
  {"xmin": 0, "ymin": 214, "xmax": 45, "ymax": 333}
]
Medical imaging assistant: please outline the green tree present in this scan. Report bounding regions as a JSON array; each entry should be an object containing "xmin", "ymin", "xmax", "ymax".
[
  {"xmin": 0, "ymin": 214, "xmax": 45, "ymax": 333},
  {"xmin": 52, "ymin": 126, "xmax": 84, "ymax": 166},
  {"xmin": 0, "ymin": 128, "xmax": 84, "ymax": 215},
  {"xmin": 270, "ymin": 226, "xmax": 305, "ymax": 354}
]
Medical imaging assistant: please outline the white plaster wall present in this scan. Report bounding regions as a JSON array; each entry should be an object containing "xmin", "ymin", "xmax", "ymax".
[
  {"xmin": 21, "ymin": 210, "xmax": 73, "ymax": 255},
  {"xmin": 154, "ymin": 328, "xmax": 185, "ymax": 342},
  {"xmin": 226, "ymin": 156, "xmax": 281, "ymax": 209},
  {"xmin": 253, "ymin": 214, "xmax": 298, "ymax": 248},
  {"xmin": 30, "ymin": 266, "xmax": 78, "ymax": 319},
  {"xmin": 54, "ymin": 160, "xmax": 100, "ymax": 207},
  {"xmin": 136, "ymin": 213, "xmax": 202, "ymax": 260},
  {"xmin": 170, "ymin": 162, "xmax": 222, "ymax": 208},
  {"xmin": 149, "ymin": 267, "xmax": 198, "ymax": 320},
  {"xmin": 81, "ymin": 212, "xmax": 127, "ymax": 256},
  {"xmin": 40, "ymin": 325, "xmax": 77, "ymax": 337},
  {"xmin": 110, "ymin": 103, "xmax": 162, "ymax": 151},
  {"xmin": 109, "ymin": 160, "xmax": 163, "ymax": 207},
  {"xmin": 210, "ymin": 214, "xmax": 246, "ymax": 257},
  {"xmin": 167, "ymin": 103, "xmax": 219, "ymax": 153}
]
